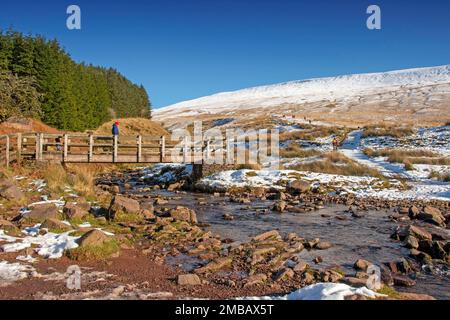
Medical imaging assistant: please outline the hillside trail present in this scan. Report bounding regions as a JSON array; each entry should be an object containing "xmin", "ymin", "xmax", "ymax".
[{"xmin": 340, "ymin": 130, "xmax": 450, "ymax": 200}]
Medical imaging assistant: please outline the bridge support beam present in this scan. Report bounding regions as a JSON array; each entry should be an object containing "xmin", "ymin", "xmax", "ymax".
[{"xmin": 192, "ymin": 163, "xmax": 203, "ymax": 181}]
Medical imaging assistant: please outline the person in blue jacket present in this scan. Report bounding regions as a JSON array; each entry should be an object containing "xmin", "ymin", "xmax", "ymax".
[{"xmin": 112, "ymin": 121, "xmax": 120, "ymax": 136}]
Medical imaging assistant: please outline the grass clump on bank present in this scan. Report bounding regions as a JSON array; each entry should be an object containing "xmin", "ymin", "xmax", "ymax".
[
  {"xmin": 66, "ymin": 239, "xmax": 120, "ymax": 261},
  {"xmin": 279, "ymin": 125, "xmax": 348, "ymax": 142},
  {"xmin": 363, "ymin": 148, "xmax": 450, "ymax": 166},
  {"xmin": 363, "ymin": 124, "xmax": 414, "ymax": 138},
  {"xmin": 280, "ymin": 144, "xmax": 322, "ymax": 159},
  {"xmin": 289, "ymin": 152, "xmax": 383, "ymax": 178},
  {"xmin": 429, "ymin": 171, "xmax": 450, "ymax": 182}
]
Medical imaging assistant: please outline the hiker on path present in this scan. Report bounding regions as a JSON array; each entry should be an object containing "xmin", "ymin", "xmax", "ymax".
[
  {"xmin": 332, "ymin": 137, "xmax": 340, "ymax": 151},
  {"xmin": 112, "ymin": 121, "xmax": 120, "ymax": 136}
]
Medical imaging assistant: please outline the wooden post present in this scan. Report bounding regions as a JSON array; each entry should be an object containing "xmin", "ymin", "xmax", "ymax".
[
  {"xmin": 35, "ymin": 133, "xmax": 40, "ymax": 161},
  {"xmin": 160, "ymin": 136, "xmax": 165, "ymax": 163},
  {"xmin": 63, "ymin": 134, "xmax": 68, "ymax": 162},
  {"xmin": 113, "ymin": 135, "xmax": 118, "ymax": 163},
  {"xmin": 183, "ymin": 136, "xmax": 189, "ymax": 163},
  {"xmin": 88, "ymin": 135, "xmax": 94, "ymax": 162},
  {"xmin": 16, "ymin": 133, "xmax": 22, "ymax": 166},
  {"xmin": 39, "ymin": 133, "xmax": 44, "ymax": 161},
  {"xmin": 137, "ymin": 135, "xmax": 142, "ymax": 163},
  {"xmin": 5, "ymin": 135, "xmax": 10, "ymax": 168}
]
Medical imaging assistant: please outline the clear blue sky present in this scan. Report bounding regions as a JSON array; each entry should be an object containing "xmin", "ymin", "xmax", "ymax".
[{"xmin": 1, "ymin": 0, "xmax": 449, "ymax": 108}]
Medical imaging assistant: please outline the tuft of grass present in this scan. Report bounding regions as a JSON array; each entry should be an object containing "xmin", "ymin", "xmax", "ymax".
[
  {"xmin": 279, "ymin": 126, "xmax": 347, "ymax": 142},
  {"xmin": 377, "ymin": 286, "xmax": 402, "ymax": 299},
  {"xmin": 429, "ymin": 171, "xmax": 450, "ymax": 182},
  {"xmin": 363, "ymin": 124, "xmax": 414, "ymax": 138},
  {"xmin": 289, "ymin": 152, "xmax": 384, "ymax": 178},
  {"xmin": 245, "ymin": 171, "xmax": 258, "ymax": 177},
  {"xmin": 280, "ymin": 144, "xmax": 322, "ymax": 158},
  {"xmin": 236, "ymin": 163, "xmax": 261, "ymax": 170},
  {"xmin": 66, "ymin": 239, "xmax": 120, "ymax": 261},
  {"xmin": 113, "ymin": 211, "xmax": 143, "ymax": 223},
  {"xmin": 363, "ymin": 148, "xmax": 449, "ymax": 166},
  {"xmin": 403, "ymin": 159, "xmax": 414, "ymax": 171}
]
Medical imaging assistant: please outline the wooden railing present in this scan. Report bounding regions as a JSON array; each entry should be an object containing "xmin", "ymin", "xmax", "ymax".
[{"xmin": 1, "ymin": 132, "xmax": 277, "ymax": 167}]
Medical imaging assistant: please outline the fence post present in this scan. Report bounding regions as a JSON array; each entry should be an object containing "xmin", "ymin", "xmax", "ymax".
[
  {"xmin": 160, "ymin": 136, "xmax": 165, "ymax": 163},
  {"xmin": 183, "ymin": 136, "xmax": 189, "ymax": 163},
  {"xmin": 16, "ymin": 133, "xmax": 22, "ymax": 166},
  {"xmin": 88, "ymin": 135, "xmax": 94, "ymax": 162},
  {"xmin": 63, "ymin": 134, "xmax": 68, "ymax": 162},
  {"xmin": 39, "ymin": 133, "xmax": 44, "ymax": 161},
  {"xmin": 113, "ymin": 135, "xmax": 118, "ymax": 163},
  {"xmin": 137, "ymin": 135, "xmax": 142, "ymax": 163},
  {"xmin": 5, "ymin": 135, "xmax": 10, "ymax": 168}
]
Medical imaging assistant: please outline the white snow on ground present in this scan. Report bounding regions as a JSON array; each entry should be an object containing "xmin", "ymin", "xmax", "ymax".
[
  {"xmin": 339, "ymin": 130, "xmax": 449, "ymax": 201},
  {"xmin": 0, "ymin": 226, "xmax": 80, "ymax": 259},
  {"xmin": 155, "ymin": 65, "xmax": 450, "ymax": 118},
  {"xmin": 198, "ymin": 169, "xmax": 449, "ymax": 201},
  {"xmin": 243, "ymin": 283, "xmax": 385, "ymax": 300},
  {"xmin": 141, "ymin": 164, "xmax": 193, "ymax": 183},
  {"xmin": 0, "ymin": 261, "xmax": 36, "ymax": 286}
]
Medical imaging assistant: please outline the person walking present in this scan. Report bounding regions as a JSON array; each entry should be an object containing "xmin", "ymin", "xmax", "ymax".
[
  {"xmin": 112, "ymin": 121, "xmax": 120, "ymax": 136},
  {"xmin": 332, "ymin": 137, "xmax": 340, "ymax": 151}
]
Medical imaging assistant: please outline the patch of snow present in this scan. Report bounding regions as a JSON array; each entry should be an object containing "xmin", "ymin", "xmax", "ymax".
[
  {"xmin": 243, "ymin": 283, "xmax": 385, "ymax": 300},
  {"xmin": 0, "ymin": 261, "xmax": 36, "ymax": 286}
]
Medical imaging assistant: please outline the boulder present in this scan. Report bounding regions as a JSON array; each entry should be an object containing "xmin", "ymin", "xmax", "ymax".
[
  {"xmin": 63, "ymin": 202, "xmax": 90, "ymax": 220},
  {"xmin": 405, "ymin": 235, "xmax": 419, "ymax": 249},
  {"xmin": 0, "ymin": 184, "xmax": 25, "ymax": 201},
  {"xmin": 77, "ymin": 229, "xmax": 110, "ymax": 247},
  {"xmin": 169, "ymin": 206, "xmax": 197, "ymax": 224},
  {"xmin": 274, "ymin": 267, "xmax": 294, "ymax": 282},
  {"xmin": 244, "ymin": 273, "xmax": 267, "ymax": 287},
  {"xmin": 293, "ymin": 260, "xmax": 309, "ymax": 273},
  {"xmin": 354, "ymin": 259, "xmax": 372, "ymax": 271},
  {"xmin": 0, "ymin": 219, "xmax": 20, "ymax": 235},
  {"xmin": 417, "ymin": 206, "xmax": 446, "ymax": 226},
  {"xmin": 109, "ymin": 195, "xmax": 140, "ymax": 216},
  {"xmin": 408, "ymin": 206, "xmax": 420, "ymax": 218},
  {"xmin": 315, "ymin": 241, "xmax": 333, "ymax": 250},
  {"xmin": 195, "ymin": 257, "xmax": 232, "ymax": 274},
  {"xmin": 272, "ymin": 200, "xmax": 287, "ymax": 213},
  {"xmin": 408, "ymin": 225, "xmax": 432, "ymax": 241},
  {"xmin": 41, "ymin": 218, "xmax": 73, "ymax": 232},
  {"xmin": 252, "ymin": 230, "xmax": 282, "ymax": 242},
  {"xmin": 24, "ymin": 204, "xmax": 58, "ymax": 222},
  {"xmin": 177, "ymin": 274, "xmax": 201, "ymax": 286},
  {"xmin": 392, "ymin": 274, "xmax": 416, "ymax": 287},
  {"xmin": 287, "ymin": 180, "xmax": 311, "ymax": 195}
]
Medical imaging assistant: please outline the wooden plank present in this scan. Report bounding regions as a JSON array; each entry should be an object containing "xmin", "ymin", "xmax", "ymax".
[
  {"xmin": 63, "ymin": 134, "xmax": 68, "ymax": 162},
  {"xmin": 160, "ymin": 136, "xmax": 165, "ymax": 162},
  {"xmin": 113, "ymin": 135, "xmax": 118, "ymax": 163},
  {"xmin": 137, "ymin": 135, "xmax": 142, "ymax": 163},
  {"xmin": 88, "ymin": 135, "xmax": 94, "ymax": 162}
]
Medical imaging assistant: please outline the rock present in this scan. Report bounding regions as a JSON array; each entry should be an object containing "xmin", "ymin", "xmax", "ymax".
[
  {"xmin": 24, "ymin": 204, "xmax": 58, "ymax": 222},
  {"xmin": 405, "ymin": 235, "xmax": 419, "ymax": 249},
  {"xmin": 41, "ymin": 218, "xmax": 72, "ymax": 232},
  {"xmin": 244, "ymin": 274, "xmax": 267, "ymax": 287},
  {"xmin": 141, "ymin": 209, "xmax": 155, "ymax": 219},
  {"xmin": 313, "ymin": 256, "xmax": 323, "ymax": 264},
  {"xmin": 315, "ymin": 241, "xmax": 333, "ymax": 250},
  {"xmin": 110, "ymin": 185, "xmax": 120, "ymax": 194},
  {"xmin": 287, "ymin": 180, "xmax": 311, "ymax": 195},
  {"xmin": 77, "ymin": 229, "xmax": 110, "ymax": 247},
  {"xmin": 272, "ymin": 200, "xmax": 287, "ymax": 213},
  {"xmin": 354, "ymin": 259, "xmax": 372, "ymax": 271},
  {"xmin": 342, "ymin": 277, "xmax": 368, "ymax": 288},
  {"xmin": 140, "ymin": 201, "xmax": 154, "ymax": 213},
  {"xmin": 252, "ymin": 230, "xmax": 282, "ymax": 242},
  {"xmin": 303, "ymin": 272, "xmax": 315, "ymax": 284},
  {"xmin": 0, "ymin": 219, "xmax": 20, "ymax": 235},
  {"xmin": 398, "ymin": 293, "xmax": 435, "ymax": 300},
  {"xmin": 408, "ymin": 225, "xmax": 432, "ymax": 241},
  {"xmin": 408, "ymin": 206, "xmax": 420, "ymax": 218},
  {"xmin": 177, "ymin": 274, "xmax": 201, "ymax": 286},
  {"xmin": 293, "ymin": 260, "xmax": 308, "ymax": 273},
  {"xmin": 154, "ymin": 197, "xmax": 168, "ymax": 205},
  {"xmin": 109, "ymin": 195, "xmax": 140, "ymax": 215},
  {"xmin": 274, "ymin": 267, "xmax": 294, "ymax": 282},
  {"xmin": 195, "ymin": 257, "xmax": 232, "ymax": 274},
  {"xmin": 392, "ymin": 274, "xmax": 416, "ymax": 287},
  {"xmin": 398, "ymin": 207, "xmax": 409, "ymax": 215},
  {"xmin": 63, "ymin": 202, "xmax": 89, "ymax": 220},
  {"xmin": 0, "ymin": 184, "xmax": 25, "ymax": 201},
  {"xmin": 223, "ymin": 214, "xmax": 234, "ymax": 221},
  {"xmin": 169, "ymin": 206, "xmax": 197, "ymax": 224},
  {"xmin": 168, "ymin": 182, "xmax": 182, "ymax": 191},
  {"xmin": 418, "ymin": 206, "xmax": 445, "ymax": 226}
]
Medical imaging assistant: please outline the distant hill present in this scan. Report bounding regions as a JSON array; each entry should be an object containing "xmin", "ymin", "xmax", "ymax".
[
  {"xmin": 0, "ymin": 30, "xmax": 151, "ymax": 131},
  {"xmin": 154, "ymin": 65, "xmax": 450, "ymax": 127}
]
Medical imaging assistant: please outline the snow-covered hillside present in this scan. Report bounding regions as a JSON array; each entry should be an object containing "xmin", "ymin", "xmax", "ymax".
[{"xmin": 154, "ymin": 65, "xmax": 450, "ymax": 126}]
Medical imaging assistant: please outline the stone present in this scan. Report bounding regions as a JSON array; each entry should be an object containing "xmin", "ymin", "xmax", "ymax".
[
  {"xmin": 315, "ymin": 241, "xmax": 333, "ymax": 250},
  {"xmin": 293, "ymin": 260, "xmax": 308, "ymax": 273},
  {"xmin": 392, "ymin": 274, "xmax": 416, "ymax": 287},
  {"xmin": 168, "ymin": 182, "xmax": 182, "ymax": 191},
  {"xmin": 141, "ymin": 209, "xmax": 155, "ymax": 219},
  {"xmin": 24, "ymin": 204, "xmax": 58, "ymax": 222},
  {"xmin": 77, "ymin": 229, "xmax": 110, "ymax": 247},
  {"xmin": 223, "ymin": 214, "xmax": 234, "ymax": 221},
  {"xmin": 252, "ymin": 230, "xmax": 282, "ymax": 242},
  {"xmin": 405, "ymin": 235, "xmax": 419, "ymax": 249},
  {"xmin": 0, "ymin": 219, "xmax": 20, "ymax": 235},
  {"xmin": 287, "ymin": 180, "xmax": 311, "ymax": 195},
  {"xmin": 354, "ymin": 259, "xmax": 372, "ymax": 271},
  {"xmin": 195, "ymin": 257, "xmax": 232, "ymax": 274},
  {"xmin": 274, "ymin": 267, "xmax": 294, "ymax": 282},
  {"xmin": 303, "ymin": 272, "xmax": 315, "ymax": 284},
  {"xmin": 313, "ymin": 256, "xmax": 323, "ymax": 264},
  {"xmin": 154, "ymin": 197, "xmax": 168, "ymax": 205},
  {"xmin": 109, "ymin": 195, "xmax": 140, "ymax": 215},
  {"xmin": 41, "ymin": 218, "xmax": 72, "ymax": 232},
  {"xmin": 177, "ymin": 274, "xmax": 201, "ymax": 286},
  {"xmin": 169, "ymin": 206, "xmax": 197, "ymax": 224},
  {"xmin": 272, "ymin": 200, "xmax": 287, "ymax": 213},
  {"xmin": 63, "ymin": 202, "xmax": 89, "ymax": 220},
  {"xmin": 140, "ymin": 201, "xmax": 154, "ymax": 213},
  {"xmin": 110, "ymin": 185, "xmax": 120, "ymax": 194},
  {"xmin": 418, "ymin": 206, "xmax": 445, "ymax": 226},
  {"xmin": 244, "ymin": 274, "xmax": 267, "ymax": 287},
  {"xmin": 398, "ymin": 293, "xmax": 435, "ymax": 300},
  {"xmin": 342, "ymin": 277, "xmax": 368, "ymax": 288},
  {"xmin": 408, "ymin": 225, "xmax": 432, "ymax": 241},
  {"xmin": 0, "ymin": 184, "xmax": 25, "ymax": 201},
  {"xmin": 408, "ymin": 206, "xmax": 420, "ymax": 218}
]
